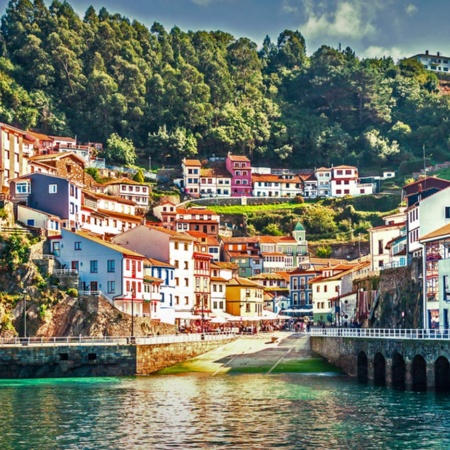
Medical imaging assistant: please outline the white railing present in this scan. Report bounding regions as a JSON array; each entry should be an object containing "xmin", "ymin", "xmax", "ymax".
[
  {"xmin": 0, "ymin": 332, "xmax": 236, "ymax": 347},
  {"xmin": 309, "ymin": 328, "xmax": 450, "ymax": 340},
  {"xmin": 53, "ymin": 268, "xmax": 78, "ymax": 275}
]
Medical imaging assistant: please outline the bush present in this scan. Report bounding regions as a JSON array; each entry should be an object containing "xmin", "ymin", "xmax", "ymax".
[
  {"xmin": 66, "ymin": 288, "xmax": 78, "ymax": 298},
  {"xmin": 292, "ymin": 195, "xmax": 304, "ymax": 204}
]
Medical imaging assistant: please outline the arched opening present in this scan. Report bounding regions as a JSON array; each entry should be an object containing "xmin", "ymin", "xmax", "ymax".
[
  {"xmin": 392, "ymin": 353, "xmax": 406, "ymax": 390},
  {"xmin": 412, "ymin": 355, "xmax": 427, "ymax": 391},
  {"xmin": 373, "ymin": 353, "xmax": 386, "ymax": 386},
  {"xmin": 357, "ymin": 351, "xmax": 368, "ymax": 382},
  {"xmin": 435, "ymin": 356, "xmax": 450, "ymax": 392}
]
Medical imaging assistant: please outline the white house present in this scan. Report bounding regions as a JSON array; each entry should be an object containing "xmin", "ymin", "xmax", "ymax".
[
  {"xmin": 251, "ymin": 173, "xmax": 303, "ymax": 197},
  {"xmin": 315, "ymin": 167, "xmax": 332, "ymax": 197},
  {"xmin": 368, "ymin": 211, "xmax": 406, "ymax": 271},
  {"xmin": 112, "ymin": 225, "xmax": 198, "ymax": 322},
  {"xmin": 99, "ymin": 178, "xmax": 151, "ymax": 212},
  {"xmin": 182, "ymin": 158, "xmax": 202, "ymax": 198},
  {"xmin": 410, "ymin": 50, "xmax": 450, "ymax": 74},
  {"xmin": 330, "ymin": 165, "xmax": 374, "ymax": 197}
]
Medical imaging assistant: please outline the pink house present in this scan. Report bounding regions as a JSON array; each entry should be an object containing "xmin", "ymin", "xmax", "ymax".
[{"xmin": 225, "ymin": 153, "xmax": 252, "ymax": 197}]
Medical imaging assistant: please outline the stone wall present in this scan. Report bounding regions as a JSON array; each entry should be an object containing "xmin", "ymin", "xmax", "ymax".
[
  {"xmin": 0, "ymin": 338, "xmax": 235, "ymax": 378},
  {"xmin": 136, "ymin": 338, "xmax": 235, "ymax": 374}
]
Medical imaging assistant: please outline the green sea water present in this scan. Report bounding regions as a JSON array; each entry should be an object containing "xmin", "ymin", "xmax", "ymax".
[{"xmin": 0, "ymin": 373, "xmax": 449, "ymax": 449}]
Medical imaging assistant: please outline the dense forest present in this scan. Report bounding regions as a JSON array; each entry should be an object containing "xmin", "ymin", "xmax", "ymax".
[{"xmin": 0, "ymin": 0, "xmax": 448, "ymax": 173}]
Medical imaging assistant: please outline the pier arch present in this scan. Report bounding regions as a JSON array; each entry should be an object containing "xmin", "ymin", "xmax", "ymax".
[
  {"xmin": 411, "ymin": 355, "xmax": 427, "ymax": 391},
  {"xmin": 373, "ymin": 353, "xmax": 386, "ymax": 386},
  {"xmin": 391, "ymin": 353, "xmax": 406, "ymax": 389},
  {"xmin": 357, "ymin": 351, "xmax": 368, "ymax": 382},
  {"xmin": 435, "ymin": 356, "xmax": 450, "ymax": 391}
]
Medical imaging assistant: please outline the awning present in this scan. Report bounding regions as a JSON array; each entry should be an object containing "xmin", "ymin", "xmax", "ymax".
[{"xmin": 174, "ymin": 311, "xmax": 203, "ymax": 320}]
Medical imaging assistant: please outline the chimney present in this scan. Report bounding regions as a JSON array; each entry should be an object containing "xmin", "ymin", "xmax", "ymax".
[
  {"xmin": 425, "ymin": 50, "xmax": 429, "ymax": 55},
  {"xmin": 438, "ymin": 51, "xmax": 440, "ymax": 57}
]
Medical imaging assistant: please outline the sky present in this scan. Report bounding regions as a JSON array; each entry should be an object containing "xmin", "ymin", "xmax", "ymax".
[{"xmin": 0, "ymin": 0, "xmax": 448, "ymax": 60}]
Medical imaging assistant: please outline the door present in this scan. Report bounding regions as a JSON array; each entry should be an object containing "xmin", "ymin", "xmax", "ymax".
[
  {"xmin": 52, "ymin": 242, "xmax": 60, "ymax": 256},
  {"xmin": 71, "ymin": 261, "xmax": 79, "ymax": 271},
  {"xmin": 90, "ymin": 281, "xmax": 98, "ymax": 291}
]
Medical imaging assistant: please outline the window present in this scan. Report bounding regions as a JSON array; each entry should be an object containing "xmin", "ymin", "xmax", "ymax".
[
  {"xmin": 185, "ymin": 278, "xmax": 189, "ymax": 287},
  {"xmin": 74, "ymin": 241, "xmax": 82, "ymax": 250},
  {"xmin": 445, "ymin": 207, "xmax": 450, "ymax": 219},
  {"xmin": 378, "ymin": 239, "xmax": 384, "ymax": 255},
  {"xmin": 107, "ymin": 281, "xmax": 115, "ymax": 294},
  {"xmin": 16, "ymin": 182, "xmax": 29, "ymax": 194},
  {"xmin": 90, "ymin": 260, "xmax": 98, "ymax": 273},
  {"xmin": 174, "ymin": 242, "xmax": 179, "ymax": 250},
  {"xmin": 49, "ymin": 184, "xmax": 57, "ymax": 193},
  {"xmin": 107, "ymin": 259, "xmax": 115, "ymax": 272},
  {"xmin": 184, "ymin": 261, "xmax": 189, "ymax": 269},
  {"xmin": 184, "ymin": 243, "xmax": 188, "ymax": 251}
]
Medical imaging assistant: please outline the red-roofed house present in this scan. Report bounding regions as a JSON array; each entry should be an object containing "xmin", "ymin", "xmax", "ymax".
[
  {"xmin": 175, "ymin": 206, "xmax": 220, "ymax": 236},
  {"xmin": 252, "ymin": 173, "xmax": 304, "ymax": 197}
]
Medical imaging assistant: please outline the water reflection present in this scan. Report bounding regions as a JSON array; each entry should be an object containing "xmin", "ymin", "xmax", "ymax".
[{"xmin": 0, "ymin": 374, "xmax": 450, "ymax": 449}]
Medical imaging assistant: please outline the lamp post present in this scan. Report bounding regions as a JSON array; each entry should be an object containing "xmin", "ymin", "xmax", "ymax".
[
  {"xmin": 201, "ymin": 295, "xmax": 205, "ymax": 334},
  {"xmin": 148, "ymin": 156, "xmax": 151, "ymax": 171},
  {"xmin": 22, "ymin": 289, "xmax": 27, "ymax": 338},
  {"xmin": 130, "ymin": 289, "xmax": 135, "ymax": 339}
]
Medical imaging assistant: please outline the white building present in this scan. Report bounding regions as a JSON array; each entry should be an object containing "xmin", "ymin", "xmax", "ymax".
[
  {"xmin": 182, "ymin": 158, "xmax": 202, "ymax": 198},
  {"xmin": 330, "ymin": 165, "xmax": 374, "ymax": 197},
  {"xmin": 368, "ymin": 210, "xmax": 406, "ymax": 271},
  {"xmin": 410, "ymin": 50, "xmax": 450, "ymax": 74},
  {"xmin": 99, "ymin": 178, "xmax": 151, "ymax": 212},
  {"xmin": 315, "ymin": 167, "xmax": 332, "ymax": 197},
  {"xmin": 252, "ymin": 173, "xmax": 303, "ymax": 197},
  {"xmin": 112, "ymin": 225, "xmax": 198, "ymax": 320}
]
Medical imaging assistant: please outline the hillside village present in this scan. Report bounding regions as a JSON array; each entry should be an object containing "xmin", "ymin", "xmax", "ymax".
[{"xmin": 0, "ymin": 120, "xmax": 449, "ymax": 334}]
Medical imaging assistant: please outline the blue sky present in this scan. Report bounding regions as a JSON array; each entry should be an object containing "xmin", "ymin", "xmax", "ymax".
[{"xmin": 0, "ymin": 0, "xmax": 448, "ymax": 60}]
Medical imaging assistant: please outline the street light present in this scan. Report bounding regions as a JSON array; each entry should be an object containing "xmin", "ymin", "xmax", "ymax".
[
  {"xmin": 22, "ymin": 289, "xmax": 27, "ymax": 338},
  {"xmin": 148, "ymin": 156, "xmax": 152, "ymax": 171},
  {"xmin": 130, "ymin": 289, "xmax": 135, "ymax": 340}
]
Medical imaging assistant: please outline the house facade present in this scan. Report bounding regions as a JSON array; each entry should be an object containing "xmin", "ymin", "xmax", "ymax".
[
  {"xmin": 50, "ymin": 229, "xmax": 146, "ymax": 316},
  {"xmin": 251, "ymin": 174, "xmax": 303, "ymax": 197},
  {"xmin": 225, "ymin": 277, "xmax": 264, "ymax": 317},
  {"xmin": 182, "ymin": 158, "xmax": 201, "ymax": 198},
  {"xmin": 330, "ymin": 165, "xmax": 374, "ymax": 197},
  {"xmin": 225, "ymin": 153, "xmax": 252, "ymax": 197},
  {"xmin": 0, "ymin": 123, "xmax": 35, "ymax": 188},
  {"xmin": 10, "ymin": 173, "xmax": 82, "ymax": 230}
]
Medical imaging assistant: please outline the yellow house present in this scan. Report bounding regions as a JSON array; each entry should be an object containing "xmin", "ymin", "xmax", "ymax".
[{"xmin": 226, "ymin": 277, "xmax": 264, "ymax": 317}]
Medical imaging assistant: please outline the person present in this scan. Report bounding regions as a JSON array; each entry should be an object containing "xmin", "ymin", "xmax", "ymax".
[{"xmin": 306, "ymin": 322, "xmax": 311, "ymax": 333}]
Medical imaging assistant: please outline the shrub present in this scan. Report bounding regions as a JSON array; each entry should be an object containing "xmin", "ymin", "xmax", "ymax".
[
  {"xmin": 66, "ymin": 288, "xmax": 78, "ymax": 298},
  {"xmin": 316, "ymin": 245, "xmax": 332, "ymax": 258}
]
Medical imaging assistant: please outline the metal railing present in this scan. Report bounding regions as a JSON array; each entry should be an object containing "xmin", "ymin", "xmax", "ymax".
[
  {"xmin": 309, "ymin": 328, "xmax": 450, "ymax": 340},
  {"xmin": 0, "ymin": 332, "xmax": 236, "ymax": 347}
]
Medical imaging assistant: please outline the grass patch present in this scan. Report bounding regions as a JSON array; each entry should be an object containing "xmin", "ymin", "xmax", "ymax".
[{"xmin": 228, "ymin": 358, "xmax": 341, "ymax": 374}]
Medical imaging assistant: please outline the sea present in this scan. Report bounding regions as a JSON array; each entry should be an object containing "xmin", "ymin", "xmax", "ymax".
[{"xmin": 0, "ymin": 372, "xmax": 449, "ymax": 450}]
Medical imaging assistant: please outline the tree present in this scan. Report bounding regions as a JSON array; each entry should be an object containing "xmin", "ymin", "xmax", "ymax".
[
  {"xmin": 133, "ymin": 168, "xmax": 144, "ymax": 183},
  {"xmin": 106, "ymin": 132, "xmax": 136, "ymax": 165}
]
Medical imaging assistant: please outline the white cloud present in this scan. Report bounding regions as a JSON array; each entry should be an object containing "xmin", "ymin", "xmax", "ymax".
[
  {"xmin": 300, "ymin": 0, "xmax": 385, "ymax": 40},
  {"xmin": 282, "ymin": 1, "xmax": 299, "ymax": 14},
  {"xmin": 406, "ymin": 4, "xmax": 418, "ymax": 15},
  {"xmin": 363, "ymin": 45, "xmax": 404, "ymax": 60}
]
